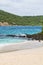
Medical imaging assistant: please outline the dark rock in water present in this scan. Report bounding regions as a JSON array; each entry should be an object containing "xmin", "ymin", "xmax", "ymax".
[
  {"xmin": 17, "ymin": 34, "xmax": 26, "ymax": 38},
  {"xmin": 0, "ymin": 34, "xmax": 27, "ymax": 38},
  {"xmin": 6, "ymin": 35, "xmax": 16, "ymax": 37},
  {"xmin": 26, "ymin": 33, "xmax": 43, "ymax": 40},
  {"xmin": 0, "ymin": 32, "xmax": 43, "ymax": 41}
]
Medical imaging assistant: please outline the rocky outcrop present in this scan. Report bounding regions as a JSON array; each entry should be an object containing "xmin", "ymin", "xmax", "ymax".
[
  {"xmin": 0, "ymin": 22, "xmax": 9, "ymax": 26},
  {"xmin": 26, "ymin": 33, "xmax": 43, "ymax": 40}
]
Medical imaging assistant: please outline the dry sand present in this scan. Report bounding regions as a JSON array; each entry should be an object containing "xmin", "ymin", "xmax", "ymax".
[{"xmin": 0, "ymin": 41, "xmax": 43, "ymax": 65}]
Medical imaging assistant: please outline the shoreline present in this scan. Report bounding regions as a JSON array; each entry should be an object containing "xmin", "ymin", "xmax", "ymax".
[{"xmin": 0, "ymin": 40, "xmax": 43, "ymax": 52}]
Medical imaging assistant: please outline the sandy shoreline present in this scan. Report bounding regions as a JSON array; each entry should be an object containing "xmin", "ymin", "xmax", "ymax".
[
  {"xmin": 0, "ymin": 41, "xmax": 43, "ymax": 65},
  {"xmin": 0, "ymin": 40, "xmax": 43, "ymax": 52}
]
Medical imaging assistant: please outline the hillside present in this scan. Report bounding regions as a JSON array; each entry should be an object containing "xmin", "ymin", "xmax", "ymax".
[{"xmin": 0, "ymin": 10, "xmax": 43, "ymax": 26}]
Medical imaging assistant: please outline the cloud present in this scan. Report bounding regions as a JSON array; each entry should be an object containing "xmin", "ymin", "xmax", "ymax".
[{"xmin": 0, "ymin": 0, "xmax": 43, "ymax": 16}]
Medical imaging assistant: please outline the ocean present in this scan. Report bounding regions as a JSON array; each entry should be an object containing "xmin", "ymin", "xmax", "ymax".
[
  {"xmin": 0, "ymin": 26, "xmax": 42, "ymax": 35},
  {"xmin": 0, "ymin": 26, "xmax": 42, "ymax": 43}
]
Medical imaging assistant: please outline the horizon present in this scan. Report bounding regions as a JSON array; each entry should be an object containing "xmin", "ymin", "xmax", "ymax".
[{"xmin": 0, "ymin": 0, "xmax": 43, "ymax": 16}]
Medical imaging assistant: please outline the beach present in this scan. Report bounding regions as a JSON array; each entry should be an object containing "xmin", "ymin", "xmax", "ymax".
[{"xmin": 0, "ymin": 41, "xmax": 43, "ymax": 65}]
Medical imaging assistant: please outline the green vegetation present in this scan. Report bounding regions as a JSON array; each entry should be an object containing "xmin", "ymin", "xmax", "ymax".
[
  {"xmin": 41, "ymin": 27, "xmax": 43, "ymax": 34},
  {"xmin": 0, "ymin": 10, "xmax": 43, "ymax": 26}
]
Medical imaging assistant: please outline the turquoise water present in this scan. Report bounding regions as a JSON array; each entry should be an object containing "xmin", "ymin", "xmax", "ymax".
[
  {"xmin": 0, "ymin": 37, "xmax": 27, "ymax": 44},
  {"xmin": 0, "ymin": 26, "xmax": 42, "ymax": 35},
  {"xmin": 0, "ymin": 26, "xmax": 42, "ymax": 44}
]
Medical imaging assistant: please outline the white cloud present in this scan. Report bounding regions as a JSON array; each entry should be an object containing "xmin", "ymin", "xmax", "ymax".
[{"xmin": 0, "ymin": 0, "xmax": 43, "ymax": 16}]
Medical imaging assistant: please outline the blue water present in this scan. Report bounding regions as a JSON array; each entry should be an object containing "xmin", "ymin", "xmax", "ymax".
[
  {"xmin": 0, "ymin": 26, "xmax": 42, "ymax": 35},
  {"xmin": 0, "ymin": 26, "xmax": 42, "ymax": 44}
]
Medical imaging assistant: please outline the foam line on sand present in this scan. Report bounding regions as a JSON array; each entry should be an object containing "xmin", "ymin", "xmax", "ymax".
[{"xmin": 0, "ymin": 40, "xmax": 43, "ymax": 52}]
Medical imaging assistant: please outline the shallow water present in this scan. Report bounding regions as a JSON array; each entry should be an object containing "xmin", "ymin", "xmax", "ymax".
[{"xmin": 0, "ymin": 37, "xmax": 27, "ymax": 44}]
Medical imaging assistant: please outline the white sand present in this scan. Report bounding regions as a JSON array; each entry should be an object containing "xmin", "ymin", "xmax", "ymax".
[{"xmin": 0, "ymin": 41, "xmax": 43, "ymax": 65}]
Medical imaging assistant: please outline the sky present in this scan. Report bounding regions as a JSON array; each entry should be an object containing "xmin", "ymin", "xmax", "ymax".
[{"xmin": 0, "ymin": 0, "xmax": 43, "ymax": 16}]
